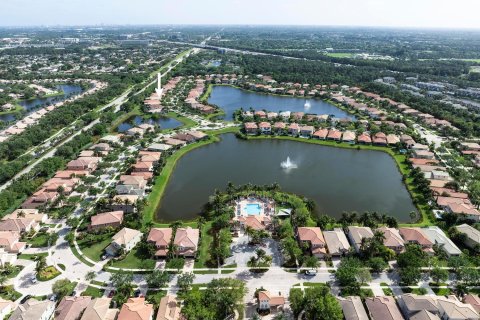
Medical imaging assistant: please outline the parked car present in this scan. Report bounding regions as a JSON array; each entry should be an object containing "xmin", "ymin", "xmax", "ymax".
[
  {"xmin": 20, "ymin": 295, "xmax": 32, "ymax": 304},
  {"xmin": 49, "ymin": 294, "xmax": 57, "ymax": 301},
  {"xmin": 108, "ymin": 290, "xmax": 115, "ymax": 298},
  {"xmin": 30, "ymin": 276, "xmax": 37, "ymax": 284},
  {"xmin": 134, "ymin": 289, "xmax": 141, "ymax": 297},
  {"xmin": 305, "ymin": 269, "xmax": 317, "ymax": 276}
]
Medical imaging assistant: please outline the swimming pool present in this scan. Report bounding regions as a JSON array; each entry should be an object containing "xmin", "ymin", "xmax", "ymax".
[{"xmin": 244, "ymin": 203, "xmax": 262, "ymax": 215}]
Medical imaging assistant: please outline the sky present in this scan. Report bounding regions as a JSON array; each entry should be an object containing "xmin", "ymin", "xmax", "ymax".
[{"xmin": 1, "ymin": 0, "xmax": 479, "ymax": 29}]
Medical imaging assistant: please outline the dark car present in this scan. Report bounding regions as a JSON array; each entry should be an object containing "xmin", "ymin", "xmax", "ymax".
[
  {"xmin": 108, "ymin": 290, "xmax": 115, "ymax": 298},
  {"xmin": 20, "ymin": 295, "xmax": 32, "ymax": 304},
  {"xmin": 134, "ymin": 289, "xmax": 141, "ymax": 297}
]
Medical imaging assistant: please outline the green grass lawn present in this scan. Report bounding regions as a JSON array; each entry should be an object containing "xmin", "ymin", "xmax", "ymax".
[
  {"xmin": 109, "ymin": 247, "xmax": 156, "ymax": 269},
  {"xmin": 383, "ymin": 288, "xmax": 393, "ymax": 296},
  {"xmin": 70, "ymin": 244, "xmax": 95, "ymax": 267},
  {"xmin": 27, "ymin": 232, "xmax": 50, "ymax": 248},
  {"xmin": 325, "ymin": 52, "xmax": 354, "ymax": 58},
  {"xmin": 194, "ymin": 221, "xmax": 213, "ymax": 269},
  {"xmin": 81, "ymin": 286, "xmax": 104, "ymax": 298},
  {"xmin": 18, "ymin": 252, "xmax": 48, "ymax": 260},
  {"xmin": 432, "ymin": 287, "xmax": 451, "ymax": 296},
  {"xmin": 77, "ymin": 236, "xmax": 112, "ymax": 262},
  {"xmin": 0, "ymin": 285, "xmax": 22, "ymax": 301},
  {"xmin": 4, "ymin": 265, "xmax": 23, "ymax": 279},
  {"xmin": 146, "ymin": 290, "xmax": 167, "ymax": 306}
]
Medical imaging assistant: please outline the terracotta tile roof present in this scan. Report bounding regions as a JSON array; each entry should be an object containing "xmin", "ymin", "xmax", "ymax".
[
  {"xmin": 377, "ymin": 227, "xmax": 404, "ymax": 249},
  {"xmin": 117, "ymin": 298, "xmax": 153, "ymax": 320},
  {"xmin": 91, "ymin": 211, "xmax": 124, "ymax": 227},
  {"xmin": 399, "ymin": 227, "xmax": 433, "ymax": 246},
  {"xmin": 298, "ymin": 227, "xmax": 325, "ymax": 246},
  {"xmin": 156, "ymin": 295, "xmax": 181, "ymax": 320},
  {"xmin": 174, "ymin": 227, "xmax": 199, "ymax": 250},
  {"xmin": 80, "ymin": 298, "xmax": 118, "ymax": 320},
  {"xmin": 148, "ymin": 228, "xmax": 173, "ymax": 247},
  {"xmin": 55, "ymin": 296, "xmax": 91, "ymax": 320},
  {"xmin": 258, "ymin": 291, "xmax": 285, "ymax": 306}
]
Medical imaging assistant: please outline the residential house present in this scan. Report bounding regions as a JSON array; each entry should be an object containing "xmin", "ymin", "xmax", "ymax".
[
  {"xmin": 147, "ymin": 228, "xmax": 173, "ymax": 258},
  {"xmin": 132, "ymin": 161, "xmax": 154, "ymax": 172},
  {"xmin": 297, "ymin": 227, "xmax": 327, "ymax": 258},
  {"xmin": 347, "ymin": 226, "xmax": 374, "ymax": 252},
  {"xmin": 0, "ymin": 218, "xmax": 39, "ymax": 233},
  {"xmin": 0, "ymin": 231, "xmax": 26, "ymax": 253},
  {"xmin": 0, "ymin": 298, "xmax": 15, "ymax": 320},
  {"xmin": 337, "ymin": 296, "xmax": 369, "ymax": 320},
  {"xmin": 386, "ymin": 134, "xmax": 400, "ymax": 145},
  {"xmin": 313, "ymin": 128, "xmax": 328, "ymax": 140},
  {"xmin": 372, "ymin": 132, "xmax": 388, "ymax": 146},
  {"xmin": 258, "ymin": 122, "xmax": 272, "ymax": 134},
  {"xmin": 455, "ymin": 224, "xmax": 480, "ymax": 251},
  {"xmin": 80, "ymin": 298, "xmax": 119, "ymax": 320},
  {"xmin": 273, "ymin": 122, "xmax": 286, "ymax": 133},
  {"xmin": 422, "ymin": 226, "xmax": 462, "ymax": 256},
  {"xmin": 244, "ymin": 122, "xmax": 258, "ymax": 135},
  {"xmin": 398, "ymin": 293, "xmax": 440, "ymax": 319},
  {"xmin": 299, "ymin": 125, "xmax": 315, "ymax": 137},
  {"xmin": 437, "ymin": 296, "xmax": 479, "ymax": 320},
  {"xmin": 117, "ymin": 298, "xmax": 154, "ymax": 320},
  {"xmin": 357, "ymin": 133, "xmax": 372, "ymax": 144},
  {"xmin": 235, "ymin": 215, "xmax": 271, "ymax": 231},
  {"xmin": 66, "ymin": 157, "xmax": 101, "ymax": 172},
  {"xmin": 105, "ymin": 228, "xmax": 142, "ymax": 256},
  {"xmin": 9, "ymin": 298, "xmax": 55, "ymax": 320},
  {"xmin": 365, "ymin": 296, "xmax": 405, "ymax": 320},
  {"xmin": 4, "ymin": 209, "xmax": 47, "ymax": 223},
  {"xmin": 0, "ymin": 248, "xmax": 17, "ymax": 267},
  {"xmin": 464, "ymin": 295, "xmax": 480, "ymax": 313},
  {"xmin": 173, "ymin": 227, "xmax": 199, "ymax": 257},
  {"xmin": 257, "ymin": 290, "xmax": 285, "ymax": 312},
  {"xmin": 327, "ymin": 129, "xmax": 342, "ymax": 141},
  {"xmin": 413, "ymin": 150, "xmax": 436, "ymax": 160},
  {"xmin": 323, "ymin": 228, "xmax": 351, "ymax": 256},
  {"xmin": 377, "ymin": 227, "xmax": 405, "ymax": 253},
  {"xmin": 156, "ymin": 295, "xmax": 181, "ymax": 320},
  {"xmin": 445, "ymin": 203, "xmax": 480, "ymax": 221},
  {"xmin": 55, "ymin": 296, "xmax": 92, "ymax": 320},
  {"xmin": 163, "ymin": 138, "xmax": 187, "ymax": 147},
  {"xmin": 288, "ymin": 123, "xmax": 300, "ymax": 136},
  {"xmin": 89, "ymin": 211, "xmax": 124, "ymax": 231},
  {"xmin": 399, "ymin": 227, "xmax": 434, "ymax": 254},
  {"xmin": 21, "ymin": 190, "xmax": 60, "ymax": 209},
  {"xmin": 342, "ymin": 131, "xmax": 356, "ymax": 143},
  {"xmin": 110, "ymin": 195, "xmax": 139, "ymax": 213}
]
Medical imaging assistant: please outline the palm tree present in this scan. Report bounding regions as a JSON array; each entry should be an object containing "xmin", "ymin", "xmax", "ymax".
[{"xmin": 245, "ymin": 226, "xmax": 254, "ymax": 243}]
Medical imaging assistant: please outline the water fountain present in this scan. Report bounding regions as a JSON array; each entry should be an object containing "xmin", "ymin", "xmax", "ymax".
[
  {"xmin": 280, "ymin": 156, "xmax": 298, "ymax": 169},
  {"xmin": 304, "ymin": 100, "xmax": 311, "ymax": 110}
]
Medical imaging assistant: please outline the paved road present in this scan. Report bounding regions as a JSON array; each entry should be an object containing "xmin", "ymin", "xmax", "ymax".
[{"xmin": 0, "ymin": 48, "xmax": 193, "ymax": 192}]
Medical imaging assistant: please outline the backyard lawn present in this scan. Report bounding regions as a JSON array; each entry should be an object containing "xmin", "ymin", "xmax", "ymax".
[
  {"xmin": 81, "ymin": 286, "xmax": 104, "ymax": 298},
  {"xmin": 78, "ymin": 236, "xmax": 112, "ymax": 262},
  {"xmin": 194, "ymin": 221, "xmax": 213, "ymax": 268},
  {"xmin": 27, "ymin": 232, "xmax": 50, "ymax": 248},
  {"xmin": 109, "ymin": 247, "xmax": 156, "ymax": 269}
]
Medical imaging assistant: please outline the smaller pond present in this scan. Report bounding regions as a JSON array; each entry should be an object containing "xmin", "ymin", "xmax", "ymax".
[
  {"xmin": 0, "ymin": 84, "xmax": 84, "ymax": 122},
  {"xmin": 208, "ymin": 85, "xmax": 356, "ymax": 121},
  {"xmin": 116, "ymin": 115, "xmax": 182, "ymax": 133}
]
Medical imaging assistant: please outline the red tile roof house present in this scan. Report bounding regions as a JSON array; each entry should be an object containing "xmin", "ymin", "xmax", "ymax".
[
  {"xmin": 288, "ymin": 123, "xmax": 301, "ymax": 136},
  {"xmin": 117, "ymin": 297, "xmax": 153, "ymax": 320},
  {"xmin": 0, "ymin": 231, "xmax": 26, "ymax": 253},
  {"xmin": 377, "ymin": 227, "xmax": 405, "ymax": 254},
  {"xmin": 297, "ymin": 227, "xmax": 327, "ymax": 258},
  {"xmin": 259, "ymin": 122, "xmax": 272, "ymax": 134},
  {"xmin": 327, "ymin": 129, "xmax": 342, "ymax": 141},
  {"xmin": 119, "ymin": 175, "xmax": 147, "ymax": 189},
  {"xmin": 244, "ymin": 122, "xmax": 258, "ymax": 135},
  {"xmin": 254, "ymin": 110, "xmax": 267, "ymax": 118},
  {"xmin": 313, "ymin": 128, "xmax": 329, "ymax": 140},
  {"xmin": 66, "ymin": 156, "xmax": 101, "ymax": 172},
  {"xmin": 139, "ymin": 151, "xmax": 162, "ymax": 163},
  {"xmin": 147, "ymin": 228, "xmax": 173, "ymax": 259},
  {"xmin": 273, "ymin": 122, "xmax": 286, "ymax": 133},
  {"xmin": 399, "ymin": 227, "xmax": 434, "ymax": 254},
  {"xmin": 21, "ymin": 190, "xmax": 60, "ymax": 209},
  {"xmin": 386, "ymin": 134, "xmax": 400, "ymax": 145},
  {"xmin": 174, "ymin": 227, "xmax": 199, "ymax": 257},
  {"xmin": 372, "ymin": 132, "xmax": 388, "ymax": 146},
  {"xmin": 291, "ymin": 112, "xmax": 305, "ymax": 120},
  {"xmin": 55, "ymin": 296, "xmax": 92, "ymax": 320},
  {"xmin": 235, "ymin": 215, "xmax": 272, "ymax": 231},
  {"xmin": 299, "ymin": 125, "xmax": 315, "ymax": 137},
  {"xmin": 357, "ymin": 132, "xmax": 372, "ymax": 144},
  {"xmin": 0, "ymin": 218, "xmax": 39, "ymax": 234},
  {"xmin": 257, "ymin": 290, "xmax": 286, "ymax": 312},
  {"xmin": 132, "ymin": 161, "xmax": 154, "ymax": 173},
  {"xmin": 445, "ymin": 203, "xmax": 480, "ymax": 221},
  {"xmin": 89, "ymin": 211, "xmax": 124, "ymax": 231}
]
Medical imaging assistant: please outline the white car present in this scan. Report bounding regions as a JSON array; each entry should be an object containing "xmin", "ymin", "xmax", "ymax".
[{"xmin": 305, "ymin": 269, "xmax": 317, "ymax": 276}]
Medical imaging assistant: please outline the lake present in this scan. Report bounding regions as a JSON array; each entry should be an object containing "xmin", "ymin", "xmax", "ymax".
[
  {"xmin": 207, "ymin": 85, "xmax": 355, "ymax": 121},
  {"xmin": 116, "ymin": 115, "xmax": 182, "ymax": 133},
  {"xmin": 156, "ymin": 134, "xmax": 416, "ymax": 222},
  {"xmin": 0, "ymin": 84, "xmax": 84, "ymax": 122}
]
